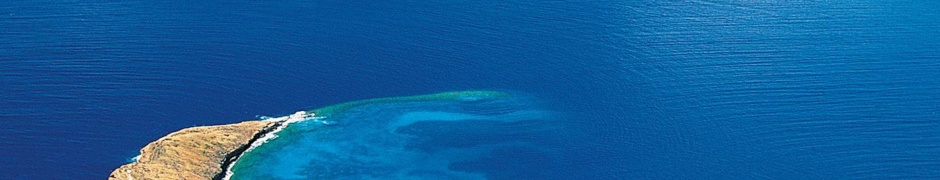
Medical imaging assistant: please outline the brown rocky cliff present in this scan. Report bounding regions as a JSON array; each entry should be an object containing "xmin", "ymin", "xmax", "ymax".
[{"xmin": 109, "ymin": 121, "xmax": 275, "ymax": 180}]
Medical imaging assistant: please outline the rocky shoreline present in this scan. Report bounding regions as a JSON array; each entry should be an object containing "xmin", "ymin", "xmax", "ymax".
[{"xmin": 108, "ymin": 120, "xmax": 279, "ymax": 180}]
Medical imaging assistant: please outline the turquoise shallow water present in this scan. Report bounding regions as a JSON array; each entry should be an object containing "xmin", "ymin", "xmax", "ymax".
[{"xmin": 230, "ymin": 91, "xmax": 559, "ymax": 179}]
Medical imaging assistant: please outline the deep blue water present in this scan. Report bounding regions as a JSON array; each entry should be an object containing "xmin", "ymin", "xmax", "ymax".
[{"xmin": 2, "ymin": 1, "xmax": 939, "ymax": 179}]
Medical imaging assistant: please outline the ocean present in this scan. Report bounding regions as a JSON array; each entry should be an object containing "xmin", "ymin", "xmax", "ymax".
[{"xmin": 2, "ymin": 1, "xmax": 939, "ymax": 179}]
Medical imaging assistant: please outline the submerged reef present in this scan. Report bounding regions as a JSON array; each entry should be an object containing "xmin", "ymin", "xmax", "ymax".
[
  {"xmin": 109, "ymin": 121, "xmax": 277, "ymax": 180},
  {"xmin": 312, "ymin": 91, "xmax": 509, "ymax": 118},
  {"xmin": 228, "ymin": 90, "xmax": 551, "ymax": 179}
]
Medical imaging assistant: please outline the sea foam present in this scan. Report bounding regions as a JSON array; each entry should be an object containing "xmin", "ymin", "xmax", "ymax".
[{"xmin": 223, "ymin": 111, "xmax": 323, "ymax": 180}]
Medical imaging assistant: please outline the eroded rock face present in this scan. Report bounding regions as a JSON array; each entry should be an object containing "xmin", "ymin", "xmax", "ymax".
[{"xmin": 109, "ymin": 121, "xmax": 274, "ymax": 180}]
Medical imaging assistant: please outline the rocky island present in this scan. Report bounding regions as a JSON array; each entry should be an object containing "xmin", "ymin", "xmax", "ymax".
[
  {"xmin": 108, "ymin": 120, "xmax": 278, "ymax": 180},
  {"xmin": 109, "ymin": 91, "xmax": 511, "ymax": 179}
]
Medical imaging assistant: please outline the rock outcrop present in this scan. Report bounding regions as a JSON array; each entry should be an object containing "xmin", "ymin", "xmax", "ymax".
[{"xmin": 109, "ymin": 121, "xmax": 275, "ymax": 180}]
